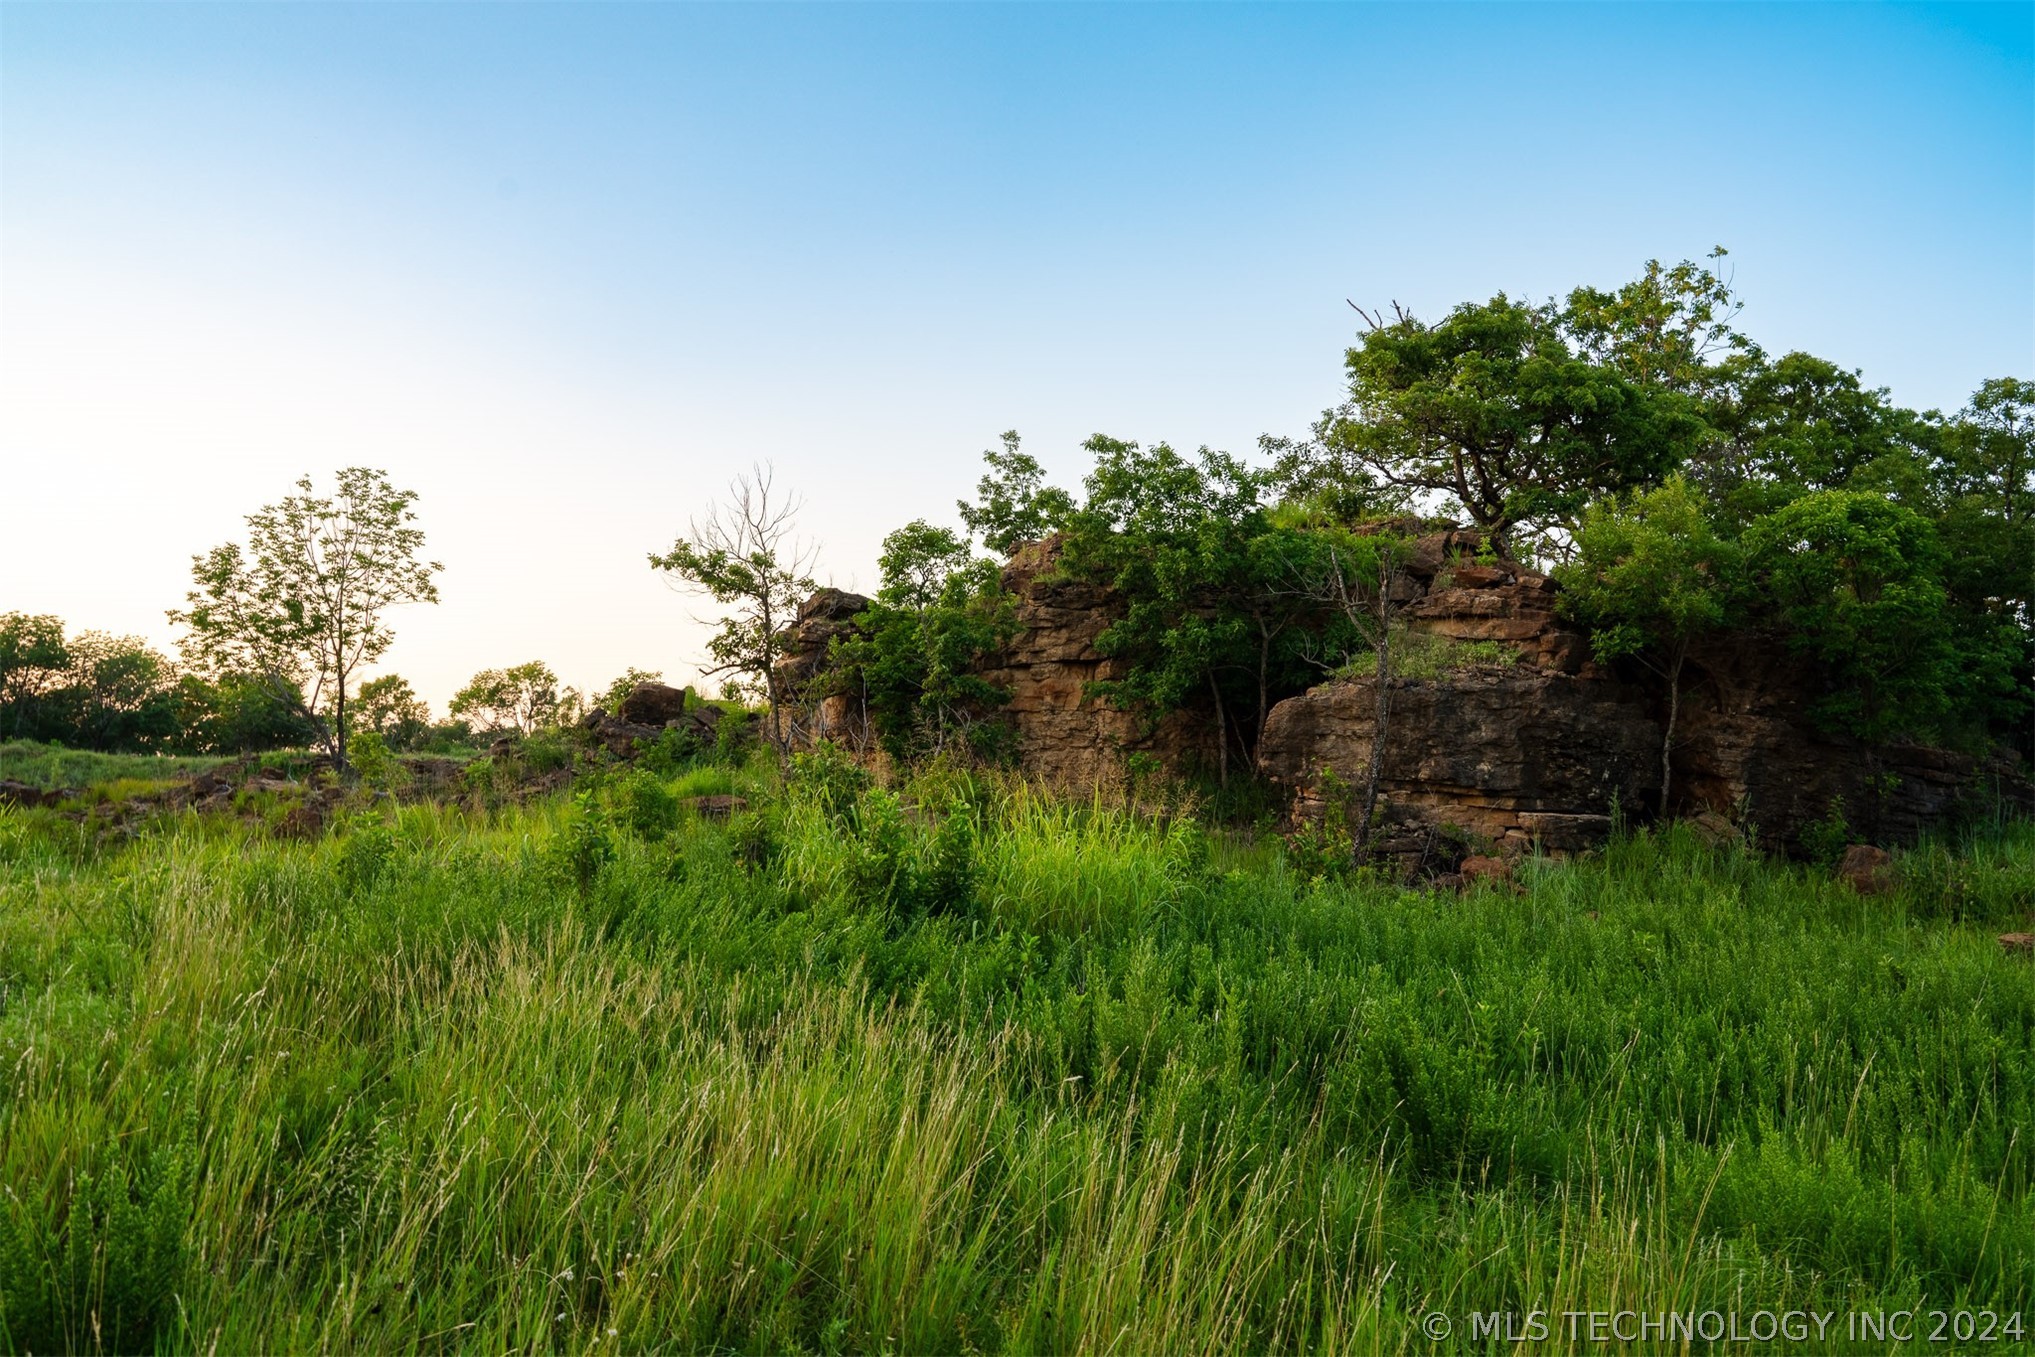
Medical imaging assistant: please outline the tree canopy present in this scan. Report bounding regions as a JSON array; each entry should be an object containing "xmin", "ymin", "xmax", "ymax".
[{"xmin": 168, "ymin": 467, "xmax": 441, "ymax": 768}]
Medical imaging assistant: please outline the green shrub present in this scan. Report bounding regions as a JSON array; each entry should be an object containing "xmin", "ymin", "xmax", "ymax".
[
  {"xmin": 523, "ymin": 729, "xmax": 574, "ymax": 775},
  {"xmin": 550, "ymin": 789, "xmax": 615, "ymax": 889},
  {"xmin": 337, "ymin": 816, "xmax": 398, "ymax": 892},
  {"xmin": 612, "ymin": 769, "xmax": 681, "ymax": 840},
  {"xmin": 840, "ymin": 788, "xmax": 977, "ymax": 919},
  {"xmin": 1801, "ymin": 796, "xmax": 1852, "ymax": 865},
  {"xmin": 638, "ymin": 725, "xmax": 707, "ymax": 776},
  {"xmin": 788, "ymin": 742, "xmax": 872, "ymax": 820}
]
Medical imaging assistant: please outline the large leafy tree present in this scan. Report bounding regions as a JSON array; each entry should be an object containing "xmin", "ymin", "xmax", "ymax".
[
  {"xmin": 1742, "ymin": 491, "xmax": 1959, "ymax": 744},
  {"xmin": 0, "ymin": 613, "xmax": 69, "ymax": 741},
  {"xmin": 1557, "ymin": 477, "xmax": 1738, "ymax": 810},
  {"xmin": 1310, "ymin": 295, "xmax": 1703, "ymax": 559},
  {"xmin": 958, "ymin": 431, "xmax": 1076, "ymax": 556},
  {"xmin": 169, "ymin": 468, "xmax": 441, "ymax": 769},
  {"xmin": 1562, "ymin": 248, "xmax": 1748, "ymax": 396},
  {"xmin": 649, "ymin": 464, "xmax": 818, "ymax": 767}
]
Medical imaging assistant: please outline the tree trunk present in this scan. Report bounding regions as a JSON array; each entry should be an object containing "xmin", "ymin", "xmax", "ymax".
[
  {"xmin": 1660, "ymin": 649, "xmax": 1682, "ymax": 815},
  {"xmin": 1256, "ymin": 621, "xmax": 1271, "ymax": 758},
  {"xmin": 334, "ymin": 679, "xmax": 349, "ymax": 772},
  {"xmin": 1352, "ymin": 590, "xmax": 1392, "ymax": 862},
  {"xmin": 1209, "ymin": 672, "xmax": 1229, "ymax": 788}
]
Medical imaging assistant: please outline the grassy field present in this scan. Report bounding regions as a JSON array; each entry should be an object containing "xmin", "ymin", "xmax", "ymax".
[
  {"xmin": 1, "ymin": 753, "xmax": 2032, "ymax": 1353},
  {"xmin": 0, "ymin": 741, "xmax": 228, "ymax": 792}
]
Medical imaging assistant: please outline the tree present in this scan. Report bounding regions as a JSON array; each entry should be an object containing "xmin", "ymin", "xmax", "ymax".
[
  {"xmin": 1281, "ymin": 524, "xmax": 1414, "ymax": 859},
  {"xmin": 1557, "ymin": 477, "xmax": 1737, "ymax": 811},
  {"xmin": 449, "ymin": 662, "xmax": 579, "ymax": 737},
  {"xmin": 958, "ymin": 431, "xmax": 1076, "ymax": 556},
  {"xmin": 43, "ymin": 632, "xmax": 182, "ymax": 752},
  {"xmin": 174, "ymin": 673, "xmax": 319, "ymax": 754},
  {"xmin": 355, "ymin": 675, "xmax": 432, "ymax": 748},
  {"xmin": 1562, "ymin": 248, "xmax": 1747, "ymax": 396},
  {"xmin": 1061, "ymin": 437, "xmax": 1275, "ymax": 785},
  {"xmin": 839, "ymin": 521, "xmax": 1015, "ymax": 764},
  {"xmin": 168, "ymin": 468, "xmax": 441, "ymax": 770},
  {"xmin": 1743, "ymin": 491, "xmax": 1959, "ymax": 744},
  {"xmin": 1694, "ymin": 350, "xmax": 1937, "ymax": 527},
  {"xmin": 649, "ymin": 464, "xmax": 818, "ymax": 767},
  {"xmin": 1313, "ymin": 295, "xmax": 1703, "ymax": 559},
  {"xmin": 0, "ymin": 613, "xmax": 69, "ymax": 741}
]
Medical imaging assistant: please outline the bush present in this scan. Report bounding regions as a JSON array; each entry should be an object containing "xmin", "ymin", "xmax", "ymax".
[
  {"xmin": 788, "ymin": 742, "xmax": 872, "ymax": 821},
  {"xmin": 638, "ymin": 725, "xmax": 708, "ymax": 777},
  {"xmin": 550, "ymin": 789, "xmax": 615, "ymax": 889},
  {"xmin": 841, "ymin": 788, "xmax": 977, "ymax": 919},
  {"xmin": 612, "ymin": 769, "xmax": 681, "ymax": 840}
]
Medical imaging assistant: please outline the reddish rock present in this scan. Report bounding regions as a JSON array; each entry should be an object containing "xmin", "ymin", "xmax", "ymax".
[
  {"xmin": 1460, "ymin": 855, "xmax": 1512, "ymax": 884},
  {"xmin": 1836, "ymin": 844, "xmax": 1895, "ymax": 894}
]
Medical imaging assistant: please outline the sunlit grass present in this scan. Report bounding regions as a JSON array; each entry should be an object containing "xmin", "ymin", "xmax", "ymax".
[{"xmin": 1, "ymin": 765, "xmax": 2031, "ymax": 1352}]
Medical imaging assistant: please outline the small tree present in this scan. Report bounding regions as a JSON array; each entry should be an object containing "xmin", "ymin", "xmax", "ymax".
[
  {"xmin": 1284, "ymin": 525, "xmax": 1413, "ymax": 861},
  {"xmin": 840, "ymin": 520, "xmax": 1015, "ymax": 764},
  {"xmin": 355, "ymin": 674, "xmax": 432, "ymax": 749},
  {"xmin": 649, "ymin": 464, "xmax": 818, "ymax": 767},
  {"xmin": 450, "ymin": 662, "xmax": 579, "ymax": 737},
  {"xmin": 958, "ymin": 431, "xmax": 1076, "ymax": 556},
  {"xmin": 169, "ymin": 468, "xmax": 441, "ymax": 769},
  {"xmin": 1557, "ymin": 477, "xmax": 1736, "ymax": 811}
]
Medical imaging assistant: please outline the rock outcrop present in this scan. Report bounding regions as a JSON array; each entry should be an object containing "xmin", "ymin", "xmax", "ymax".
[
  {"xmin": 783, "ymin": 528, "xmax": 2028, "ymax": 860},
  {"xmin": 973, "ymin": 540, "xmax": 1217, "ymax": 786},
  {"xmin": 581, "ymin": 682, "xmax": 725, "ymax": 757}
]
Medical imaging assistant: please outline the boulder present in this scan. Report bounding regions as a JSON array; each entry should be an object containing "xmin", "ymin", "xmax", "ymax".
[
  {"xmin": 619, "ymin": 682, "xmax": 690, "ymax": 727},
  {"xmin": 1459, "ymin": 855, "xmax": 1512, "ymax": 885},
  {"xmin": 1836, "ymin": 844, "xmax": 1894, "ymax": 895},
  {"xmin": 1685, "ymin": 811, "xmax": 1744, "ymax": 849}
]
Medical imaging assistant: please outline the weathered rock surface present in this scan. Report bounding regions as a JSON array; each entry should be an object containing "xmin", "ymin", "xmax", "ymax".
[
  {"xmin": 972, "ymin": 539, "xmax": 1216, "ymax": 786},
  {"xmin": 782, "ymin": 526, "xmax": 2028, "ymax": 861},
  {"xmin": 618, "ymin": 682, "xmax": 690, "ymax": 727},
  {"xmin": 1257, "ymin": 668, "xmax": 1660, "ymax": 860}
]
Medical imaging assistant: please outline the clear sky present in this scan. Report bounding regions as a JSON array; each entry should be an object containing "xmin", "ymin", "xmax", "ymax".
[{"xmin": 3, "ymin": 2, "xmax": 2030, "ymax": 711}]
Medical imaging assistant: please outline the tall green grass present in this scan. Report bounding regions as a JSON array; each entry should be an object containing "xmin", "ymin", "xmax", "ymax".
[{"xmin": 1, "ymin": 768, "xmax": 2031, "ymax": 1351}]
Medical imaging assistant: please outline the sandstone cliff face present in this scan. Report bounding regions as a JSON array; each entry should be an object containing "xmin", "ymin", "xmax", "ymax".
[
  {"xmin": 1254, "ymin": 545, "xmax": 1660, "ymax": 860},
  {"xmin": 1257, "ymin": 550, "xmax": 2031, "ymax": 860},
  {"xmin": 971, "ymin": 540, "xmax": 1216, "ymax": 786},
  {"xmin": 784, "ymin": 531, "xmax": 2026, "ymax": 858},
  {"xmin": 778, "ymin": 540, "xmax": 1214, "ymax": 783},
  {"xmin": 1670, "ymin": 639, "xmax": 2032, "ymax": 845}
]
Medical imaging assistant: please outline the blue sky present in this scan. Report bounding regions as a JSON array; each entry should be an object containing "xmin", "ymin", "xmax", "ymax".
[{"xmin": 3, "ymin": 2, "xmax": 2030, "ymax": 707}]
